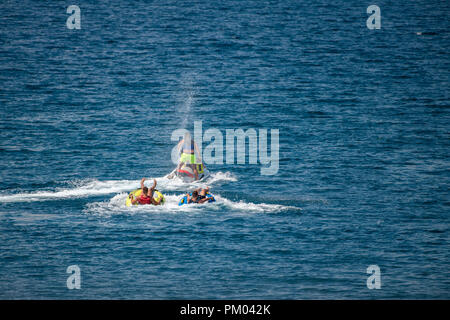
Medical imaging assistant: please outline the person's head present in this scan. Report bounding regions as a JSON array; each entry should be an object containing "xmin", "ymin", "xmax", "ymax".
[
  {"xmin": 184, "ymin": 131, "xmax": 191, "ymax": 142},
  {"xmin": 142, "ymin": 187, "xmax": 148, "ymax": 195},
  {"xmin": 192, "ymin": 190, "xmax": 198, "ymax": 199}
]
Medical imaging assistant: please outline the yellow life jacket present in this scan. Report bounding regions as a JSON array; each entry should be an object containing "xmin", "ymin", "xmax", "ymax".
[{"xmin": 125, "ymin": 189, "xmax": 165, "ymax": 206}]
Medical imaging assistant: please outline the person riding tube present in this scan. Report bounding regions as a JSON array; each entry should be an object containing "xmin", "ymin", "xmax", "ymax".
[
  {"xmin": 129, "ymin": 178, "xmax": 164, "ymax": 206},
  {"xmin": 186, "ymin": 187, "xmax": 211, "ymax": 204}
]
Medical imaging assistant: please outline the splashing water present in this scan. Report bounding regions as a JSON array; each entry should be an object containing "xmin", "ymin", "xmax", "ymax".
[{"xmin": 178, "ymin": 75, "xmax": 197, "ymax": 130}]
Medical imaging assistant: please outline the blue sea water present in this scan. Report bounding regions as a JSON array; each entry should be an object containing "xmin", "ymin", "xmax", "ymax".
[{"xmin": 0, "ymin": 0, "xmax": 449, "ymax": 299}]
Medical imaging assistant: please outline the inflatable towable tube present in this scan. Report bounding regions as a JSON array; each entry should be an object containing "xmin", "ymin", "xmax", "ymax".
[
  {"xmin": 125, "ymin": 188, "xmax": 165, "ymax": 207},
  {"xmin": 175, "ymin": 163, "xmax": 209, "ymax": 183},
  {"xmin": 178, "ymin": 193, "xmax": 216, "ymax": 206}
]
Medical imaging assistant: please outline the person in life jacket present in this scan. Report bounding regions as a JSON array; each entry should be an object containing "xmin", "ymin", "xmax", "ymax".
[
  {"xmin": 129, "ymin": 178, "xmax": 163, "ymax": 205},
  {"xmin": 176, "ymin": 132, "xmax": 202, "ymax": 180},
  {"xmin": 186, "ymin": 186, "xmax": 211, "ymax": 204}
]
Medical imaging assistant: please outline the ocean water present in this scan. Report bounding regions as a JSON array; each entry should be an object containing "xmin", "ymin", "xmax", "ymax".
[{"xmin": 0, "ymin": 0, "xmax": 449, "ymax": 299}]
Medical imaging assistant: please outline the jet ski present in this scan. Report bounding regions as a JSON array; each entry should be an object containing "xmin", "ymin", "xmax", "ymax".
[{"xmin": 167, "ymin": 163, "xmax": 209, "ymax": 183}]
